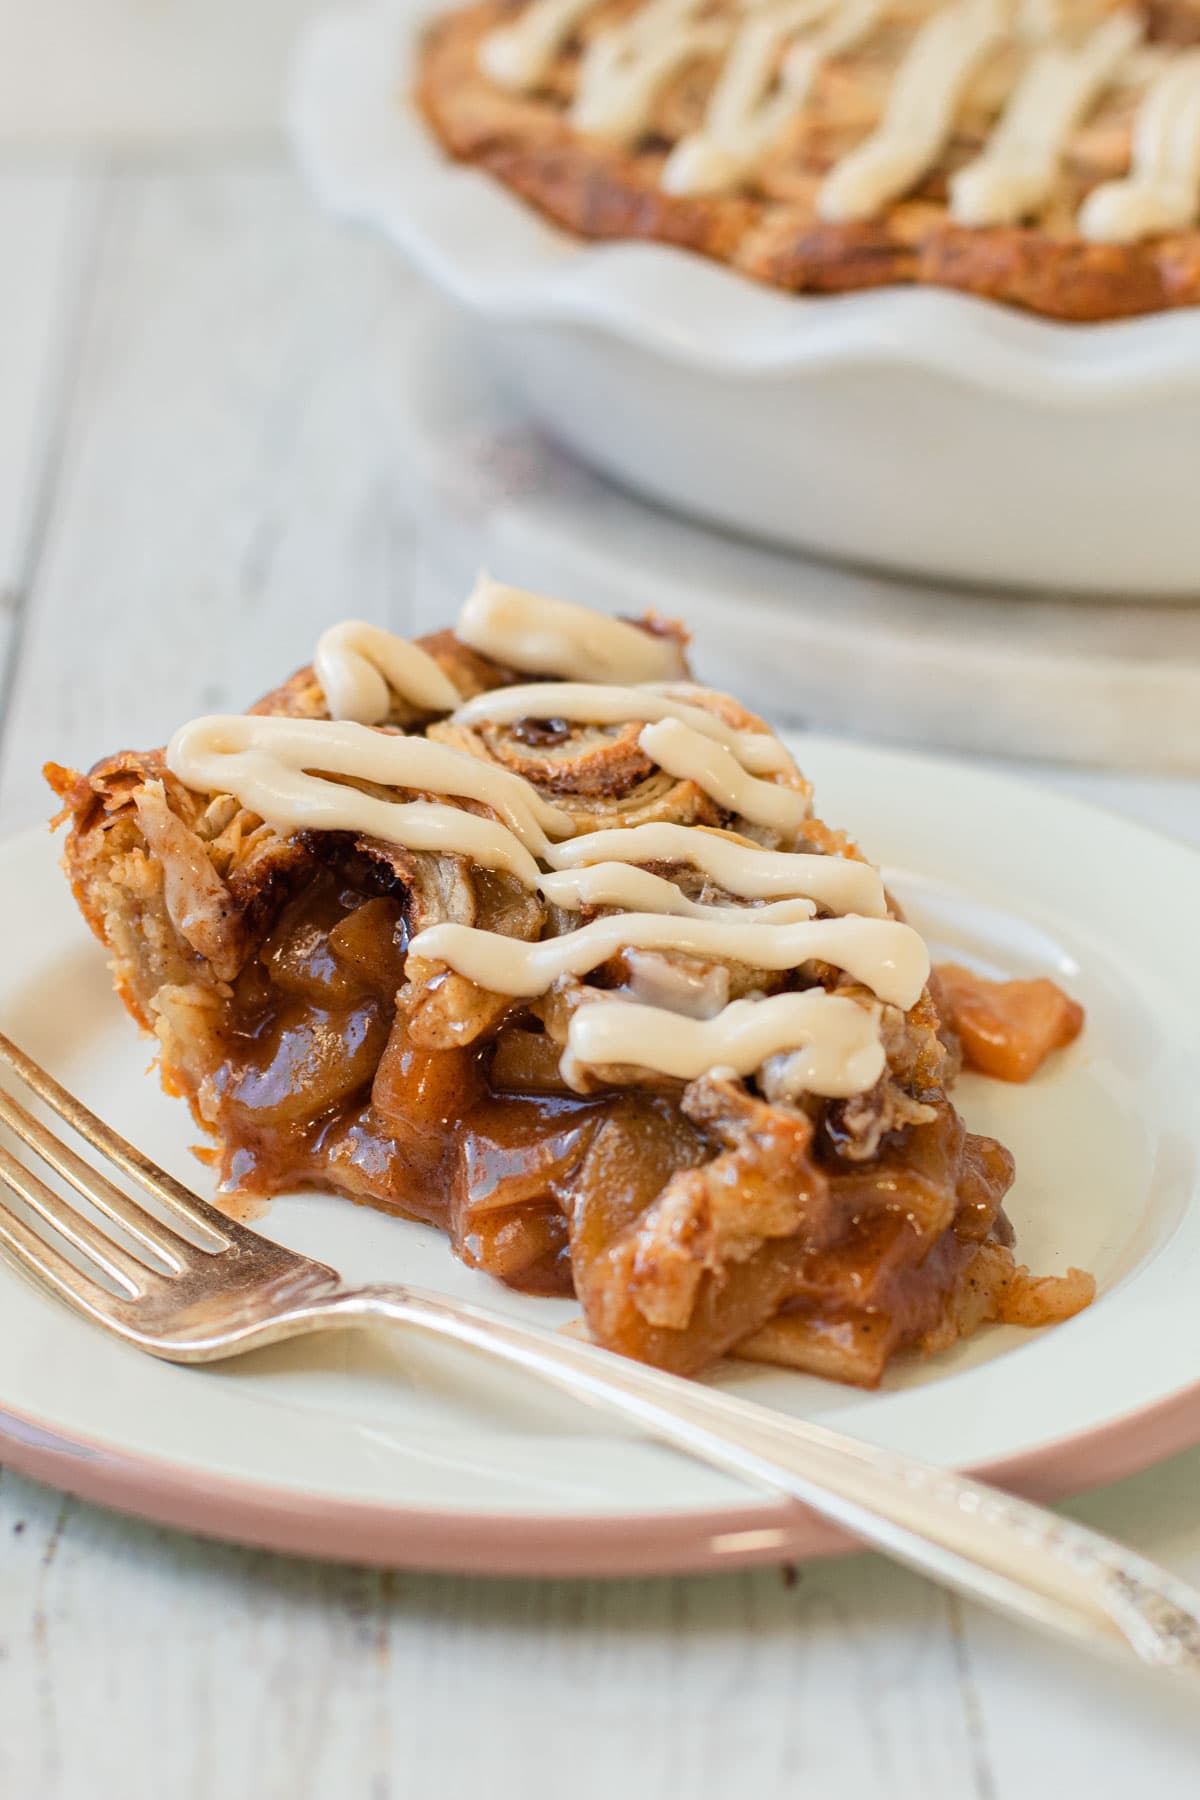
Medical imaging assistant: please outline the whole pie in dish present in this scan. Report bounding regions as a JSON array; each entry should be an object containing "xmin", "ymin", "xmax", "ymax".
[
  {"xmin": 47, "ymin": 581, "xmax": 1092, "ymax": 1385},
  {"xmin": 417, "ymin": 0, "xmax": 1200, "ymax": 320}
]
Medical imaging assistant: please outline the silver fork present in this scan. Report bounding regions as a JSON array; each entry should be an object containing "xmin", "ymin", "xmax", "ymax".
[{"xmin": 1, "ymin": 1025, "xmax": 1198, "ymax": 1677}]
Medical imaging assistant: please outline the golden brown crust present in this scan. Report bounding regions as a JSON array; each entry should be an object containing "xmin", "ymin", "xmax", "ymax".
[{"xmin": 417, "ymin": 1, "xmax": 1200, "ymax": 322}]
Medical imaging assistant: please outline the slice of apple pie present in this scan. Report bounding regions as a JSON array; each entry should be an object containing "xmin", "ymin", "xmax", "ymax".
[{"xmin": 47, "ymin": 581, "xmax": 1093, "ymax": 1385}]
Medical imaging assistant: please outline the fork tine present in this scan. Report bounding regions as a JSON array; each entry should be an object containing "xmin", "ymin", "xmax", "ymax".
[
  {"xmin": 0, "ymin": 1085, "xmax": 196, "ymax": 1273},
  {"xmin": 0, "ymin": 1141, "xmax": 151, "ymax": 1296},
  {"xmin": 0, "ymin": 1188, "xmax": 131, "ymax": 1319},
  {"xmin": 0, "ymin": 1030, "xmax": 234, "ymax": 1249}
]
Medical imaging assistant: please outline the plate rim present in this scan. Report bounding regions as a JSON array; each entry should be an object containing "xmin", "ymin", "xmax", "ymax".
[
  {"xmin": 5, "ymin": 739, "xmax": 1200, "ymax": 1574},
  {"xmin": 3, "ymin": 1377, "xmax": 1199, "ymax": 1574}
]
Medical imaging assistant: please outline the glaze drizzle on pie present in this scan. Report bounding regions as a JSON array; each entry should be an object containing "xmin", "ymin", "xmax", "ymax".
[
  {"xmin": 661, "ymin": 0, "xmax": 886, "ymax": 198},
  {"xmin": 818, "ymin": 0, "xmax": 1018, "ymax": 222},
  {"xmin": 950, "ymin": 7, "xmax": 1142, "ymax": 227},
  {"xmin": 1080, "ymin": 46, "xmax": 1200, "ymax": 239},
  {"xmin": 481, "ymin": 0, "xmax": 1174, "ymax": 236},
  {"xmin": 166, "ymin": 578, "xmax": 924, "ymax": 1092},
  {"xmin": 420, "ymin": 0, "xmax": 1200, "ymax": 317}
]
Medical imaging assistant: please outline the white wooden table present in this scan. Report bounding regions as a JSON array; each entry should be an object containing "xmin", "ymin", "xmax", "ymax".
[{"xmin": 3, "ymin": 15, "xmax": 1200, "ymax": 1795}]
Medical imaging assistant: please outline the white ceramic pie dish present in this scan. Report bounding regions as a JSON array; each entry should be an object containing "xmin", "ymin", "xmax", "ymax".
[{"xmin": 289, "ymin": 0, "xmax": 1200, "ymax": 598}]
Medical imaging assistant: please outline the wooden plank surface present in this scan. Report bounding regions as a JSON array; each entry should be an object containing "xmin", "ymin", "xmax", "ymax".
[
  {"xmin": 0, "ymin": 166, "xmax": 428, "ymax": 832},
  {"xmin": 0, "ymin": 172, "xmax": 96, "ymax": 603},
  {"xmin": 0, "ymin": 0, "xmax": 320, "ymax": 146},
  {"xmin": 0, "ymin": 1467, "xmax": 986, "ymax": 1800},
  {"xmin": 2, "ymin": 158, "xmax": 1200, "ymax": 1799}
]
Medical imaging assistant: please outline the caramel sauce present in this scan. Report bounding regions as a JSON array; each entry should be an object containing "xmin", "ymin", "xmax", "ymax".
[
  {"xmin": 192, "ymin": 866, "xmax": 1022, "ymax": 1353},
  {"xmin": 199, "ymin": 866, "xmax": 612, "ymax": 1296},
  {"xmin": 510, "ymin": 717, "xmax": 571, "ymax": 746},
  {"xmin": 737, "ymin": 1111, "xmax": 1016, "ymax": 1383}
]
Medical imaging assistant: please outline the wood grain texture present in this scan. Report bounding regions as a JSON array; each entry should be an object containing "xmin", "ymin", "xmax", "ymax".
[
  {"xmin": 0, "ymin": 166, "xmax": 429, "ymax": 832},
  {"xmin": 2, "ymin": 154, "xmax": 1200, "ymax": 1799},
  {"xmin": 0, "ymin": 172, "xmax": 97, "ymax": 600},
  {"xmin": 0, "ymin": 0, "xmax": 320, "ymax": 146},
  {"xmin": 0, "ymin": 1464, "xmax": 989, "ymax": 1800},
  {"xmin": 4, "ymin": 1448, "xmax": 1200, "ymax": 1798}
]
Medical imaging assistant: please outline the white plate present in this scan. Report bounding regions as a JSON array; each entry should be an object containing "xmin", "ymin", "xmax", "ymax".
[
  {"xmin": 4, "ymin": 736, "xmax": 1200, "ymax": 1572},
  {"xmin": 289, "ymin": 2, "xmax": 1200, "ymax": 595}
]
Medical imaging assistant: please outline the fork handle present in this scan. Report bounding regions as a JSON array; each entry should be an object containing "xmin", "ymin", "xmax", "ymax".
[{"xmin": 311, "ymin": 1283, "xmax": 1200, "ymax": 1675}]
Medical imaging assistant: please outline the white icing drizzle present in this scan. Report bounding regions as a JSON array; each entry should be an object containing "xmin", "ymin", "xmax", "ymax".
[
  {"xmin": 479, "ymin": 0, "xmax": 603, "ymax": 90},
  {"xmin": 549, "ymin": 821, "xmax": 888, "ymax": 914},
  {"xmin": 539, "ymin": 860, "xmax": 818, "ymax": 920},
  {"xmin": 951, "ymin": 9, "xmax": 1141, "ymax": 225},
  {"xmin": 1079, "ymin": 47, "xmax": 1200, "ymax": 241},
  {"xmin": 167, "ymin": 714, "xmax": 850, "ymax": 907},
  {"xmin": 407, "ymin": 913, "xmax": 929, "ymax": 1007},
  {"xmin": 566, "ymin": 990, "xmax": 886, "ymax": 1095},
  {"xmin": 482, "ymin": 0, "xmax": 1200, "ymax": 245},
  {"xmin": 313, "ymin": 620, "xmax": 462, "ymax": 724},
  {"xmin": 452, "ymin": 680, "xmax": 795, "ymax": 774},
  {"xmin": 662, "ymin": 0, "xmax": 884, "ymax": 196},
  {"xmin": 168, "ymin": 596, "xmax": 924, "ymax": 1098},
  {"xmin": 819, "ymin": 0, "xmax": 1013, "ymax": 221},
  {"xmin": 638, "ymin": 717, "xmax": 811, "ymax": 832},
  {"xmin": 457, "ymin": 575, "xmax": 683, "ymax": 683},
  {"xmin": 570, "ymin": 0, "xmax": 732, "ymax": 145},
  {"xmin": 1017, "ymin": 0, "xmax": 1061, "ymax": 39},
  {"xmin": 166, "ymin": 714, "xmax": 573, "ymax": 887}
]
